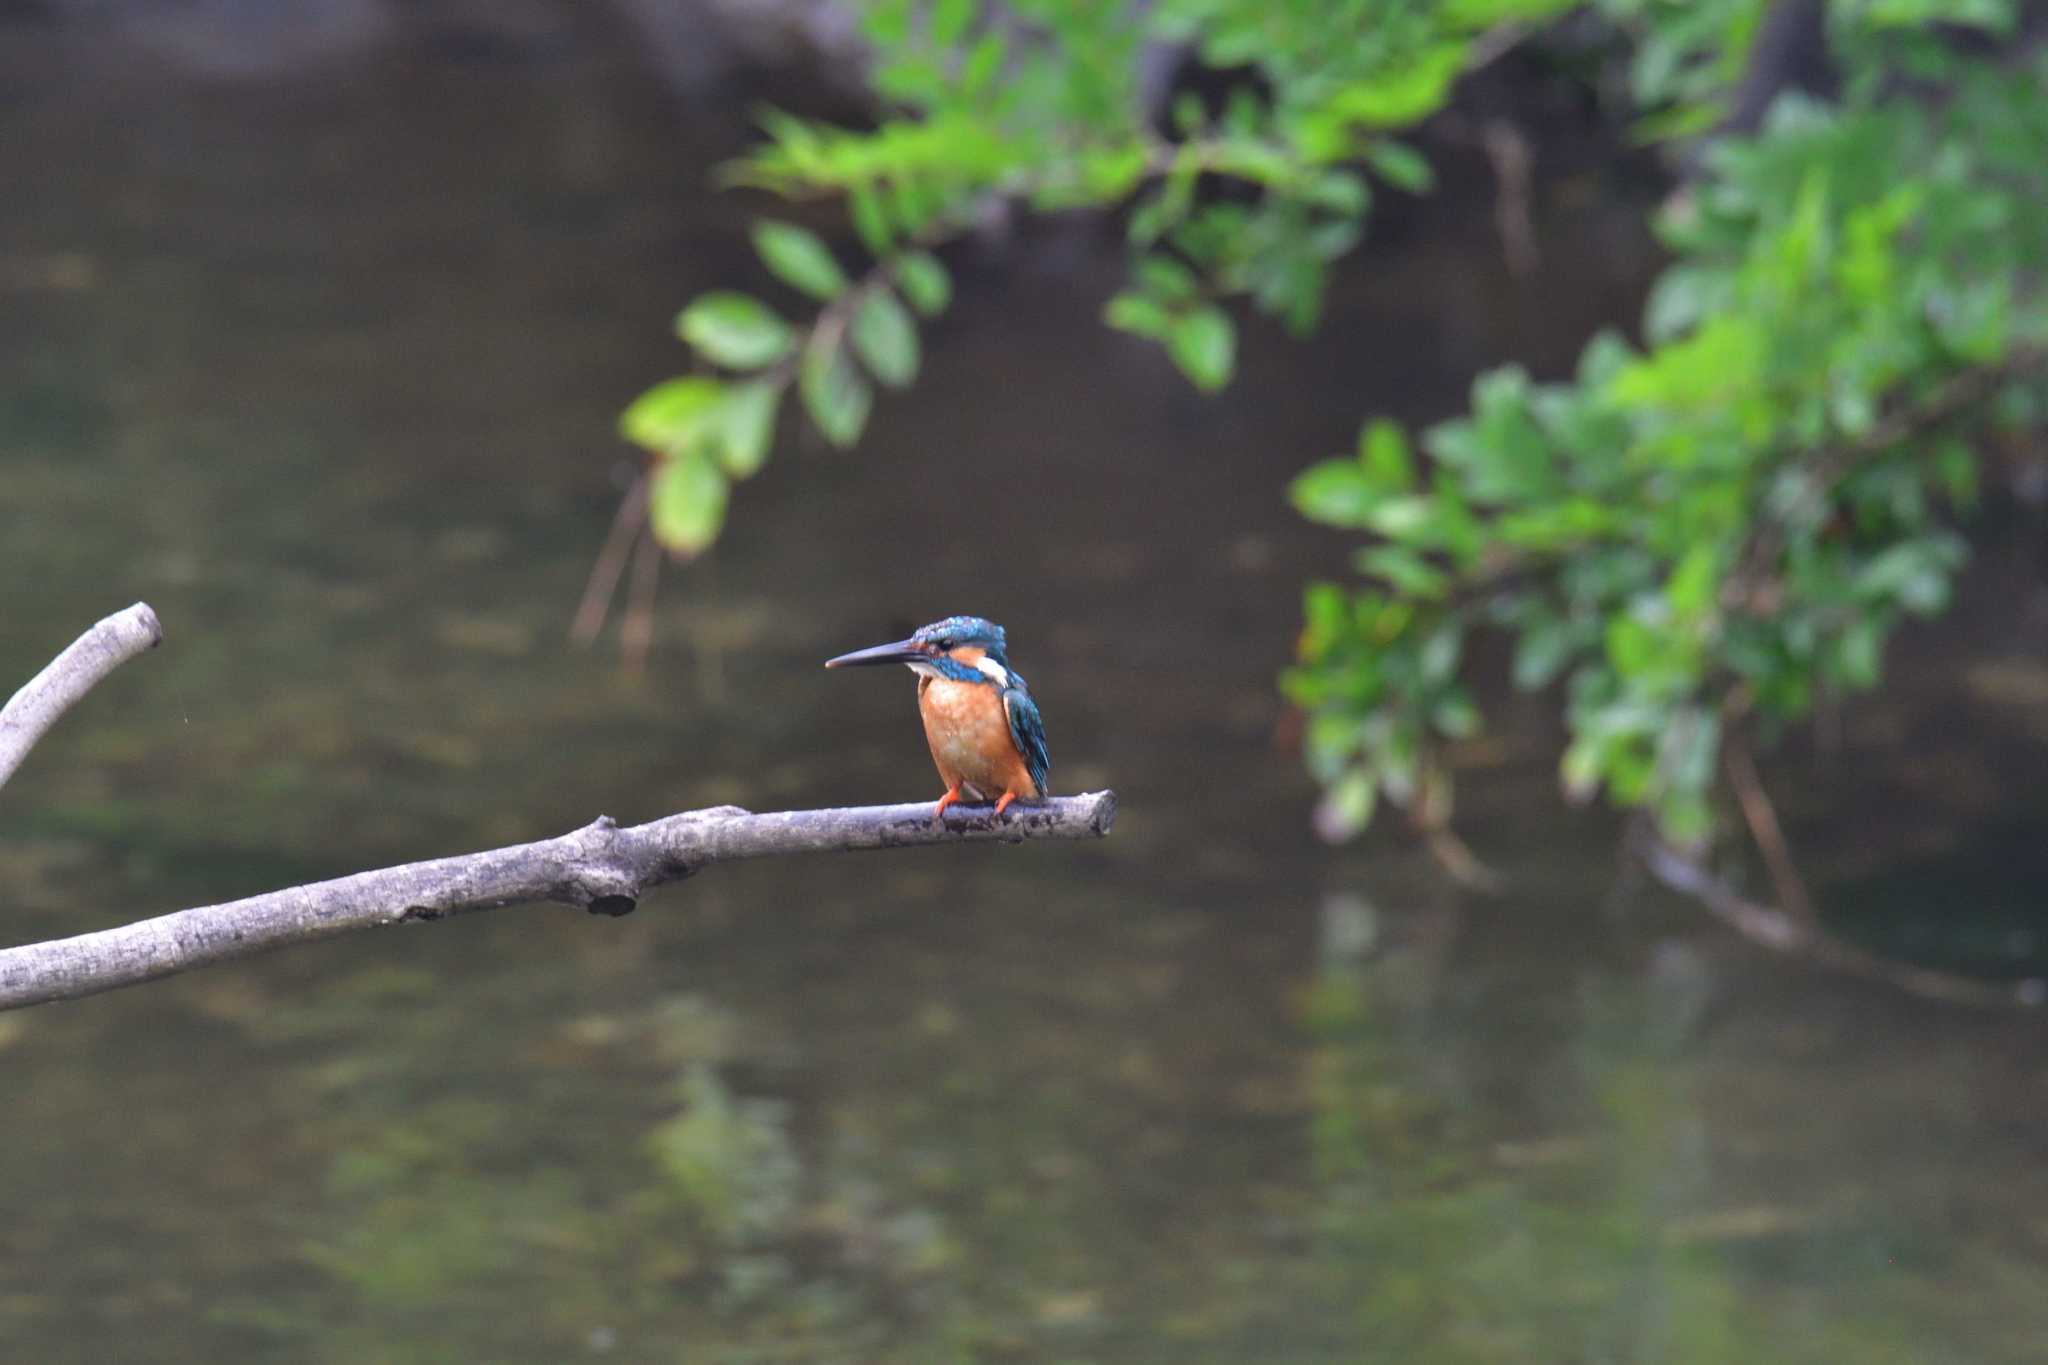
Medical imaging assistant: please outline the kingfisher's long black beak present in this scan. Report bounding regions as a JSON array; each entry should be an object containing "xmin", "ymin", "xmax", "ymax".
[{"xmin": 824, "ymin": 638, "xmax": 927, "ymax": 669}]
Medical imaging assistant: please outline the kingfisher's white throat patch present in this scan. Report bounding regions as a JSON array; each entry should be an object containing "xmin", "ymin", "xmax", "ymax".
[{"xmin": 907, "ymin": 654, "xmax": 1009, "ymax": 685}]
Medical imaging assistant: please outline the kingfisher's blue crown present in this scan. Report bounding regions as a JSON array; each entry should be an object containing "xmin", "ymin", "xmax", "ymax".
[{"xmin": 912, "ymin": 615, "xmax": 1007, "ymax": 660}]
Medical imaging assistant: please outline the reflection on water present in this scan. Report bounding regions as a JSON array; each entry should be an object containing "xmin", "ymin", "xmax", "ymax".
[{"xmin": 3, "ymin": 19, "xmax": 2046, "ymax": 1364}]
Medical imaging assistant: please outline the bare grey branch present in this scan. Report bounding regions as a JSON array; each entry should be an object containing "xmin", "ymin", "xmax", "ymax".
[
  {"xmin": 0, "ymin": 602, "xmax": 1114, "ymax": 1011},
  {"xmin": 0, "ymin": 791, "xmax": 1117, "ymax": 1012},
  {"xmin": 0, "ymin": 602, "xmax": 162, "ymax": 795}
]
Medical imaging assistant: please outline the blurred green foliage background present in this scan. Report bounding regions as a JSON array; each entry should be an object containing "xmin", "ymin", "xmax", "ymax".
[{"xmin": 625, "ymin": 0, "xmax": 2045, "ymax": 882}]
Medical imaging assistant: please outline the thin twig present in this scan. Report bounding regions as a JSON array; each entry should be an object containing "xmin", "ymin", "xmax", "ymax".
[
  {"xmin": 1424, "ymin": 825, "xmax": 1504, "ymax": 892},
  {"xmin": 570, "ymin": 473, "xmax": 650, "ymax": 646},
  {"xmin": 1721, "ymin": 736, "xmax": 1813, "ymax": 923},
  {"xmin": 620, "ymin": 515, "xmax": 663, "ymax": 676},
  {"xmin": 1480, "ymin": 118, "xmax": 1538, "ymax": 278},
  {"xmin": 0, "ymin": 603, "xmax": 162, "ymax": 796},
  {"xmin": 0, "ymin": 791, "xmax": 1119, "ymax": 1012}
]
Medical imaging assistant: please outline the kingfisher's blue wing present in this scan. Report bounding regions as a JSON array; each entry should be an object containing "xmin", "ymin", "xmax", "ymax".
[{"xmin": 1002, "ymin": 683, "xmax": 1051, "ymax": 797}]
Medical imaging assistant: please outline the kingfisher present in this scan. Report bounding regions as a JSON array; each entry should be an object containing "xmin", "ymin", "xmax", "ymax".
[{"xmin": 824, "ymin": 614, "xmax": 1050, "ymax": 823}]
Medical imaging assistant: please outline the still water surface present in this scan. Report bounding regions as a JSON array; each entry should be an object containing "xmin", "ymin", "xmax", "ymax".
[{"xmin": 2, "ymin": 22, "xmax": 2045, "ymax": 1364}]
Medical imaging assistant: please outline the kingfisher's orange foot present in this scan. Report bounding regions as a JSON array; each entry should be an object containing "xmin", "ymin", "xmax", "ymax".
[
  {"xmin": 993, "ymin": 792, "xmax": 1018, "ymax": 820},
  {"xmin": 933, "ymin": 785, "xmax": 963, "ymax": 825}
]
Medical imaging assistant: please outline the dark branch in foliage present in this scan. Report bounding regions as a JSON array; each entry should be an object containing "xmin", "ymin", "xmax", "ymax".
[{"xmin": 1636, "ymin": 827, "xmax": 2045, "ymax": 1012}]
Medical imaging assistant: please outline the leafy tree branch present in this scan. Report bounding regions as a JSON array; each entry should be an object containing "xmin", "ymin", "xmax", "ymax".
[
  {"xmin": 1290, "ymin": 37, "xmax": 2047, "ymax": 858},
  {"xmin": 592, "ymin": 0, "xmax": 1579, "ymax": 601}
]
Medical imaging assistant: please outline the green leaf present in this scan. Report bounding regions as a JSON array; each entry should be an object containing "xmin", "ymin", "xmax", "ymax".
[
  {"xmin": 886, "ymin": 178, "xmax": 943, "ymax": 233},
  {"xmin": 1208, "ymin": 138, "xmax": 1294, "ymax": 185},
  {"xmin": 1934, "ymin": 436, "xmax": 1978, "ymax": 507},
  {"xmin": 1304, "ymin": 710, "xmax": 1364, "ymax": 783},
  {"xmin": 1290, "ymin": 460, "xmax": 1380, "ymax": 528},
  {"xmin": 862, "ymin": 0, "xmax": 909, "ymax": 44},
  {"xmin": 1513, "ymin": 618, "xmax": 1576, "ymax": 690},
  {"xmin": 851, "ymin": 288, "xmax": 920, "ymax": 388},
  {"xmin": 1136, "ymin": 254, "xmax": 1199, "ymax": 303},
  {"xmin": 1358, "ymin": 418, "xmax": 1415, "ymax": 491},
  {"xmin": 1322, "ymin": 42, "xmax": 1467, "ymax": 131},
  {"xmin": 960, "ymin": 30, "xmax": 1005, "ymax": 96},
  {"xmin": 1431, "ymin": 690, "xmax": 1481, "ymax": 740},
  {"xmin": 1657, "ymin": 792, "xmax": 1713, "ymax": 845},
  {"xmin": 1127, "ymin": 191, "xmax": 1173, "ymax": 246},
  {"xmin": 1607, "ymin": 314, "xmax": 1763, "ymax": 412},
  {"xmin": 1642, "ymin": 266, "xmax": 1727, "ymax": 344},
  {"xmin": 1365, "ymin": 495, "xmax": 1437, "ymax": 540},
  {"xmin": 1606, "ymin": 614, "xmax": 1663, "ymax": 680},
  {"xmin": 1835, "ymin": 615, "xmax": 1884, "ymax": 689},
  {"xmin": 932, "ymin": 0, "xmax": 975, "ymax": 46},
  {"xmin": 1080, "ymin": 144, "xmax": 1149, "ymax": 199},
  {"xmin": 675, "ymin": 293, "xmax": 794, "ymax": 369},
  {"xmin": 1418, "ymin": 623, "xmax": 1462, "ymax": 687},
  {"xmin": 1303, "ymin": 171, "xmax": 1370, "ymax": 216},
  {"xmin": 1105, "ymin": 291, "xmax": 1173, "ymax": 341},
  {"xmin": 1365, "ymin": 139, "xmax": 1434, "ymax": 193},
  {"xmin": 1495, "ymin": 498, "xmax": 1616, "ymax": 550},
  {"xmin": 1314, "ymin": 766, "xmax": 1377, "ymax": 842},
  {"xmin": 799, "ymin": 340, "xmax": 872, "ymax": 447},
  {"xmin": 1661, "ymin": 705, "xmax": 1719, "ymax": 796},
  {"xmin": 1442, "ymin": 0, "xmax": 1576, "ymax": 24},
  {"xmin": 1434, "ymin": 366, "xmax": 1561, "ymax": 503},
  {"xmin": 1665, "ymin": 542, "xmax": 1721, "ymax": 619},
  {"xmin": 1168, "ymin": 306, "xmax": 1234, "ymax": 392},
  {"xmin": 1371, "ymin": 718, "xmax": 1422, "ymax": 807},
  {"xmin": 752, "ymin": 221, "xmax": 848, "ymax": 300},
  {"xmin": 894, "ymin": 251, "xmax": 952, "ymax": 316},
  {"xmin": 1354, "ymin": 545, "xmax": 1447, "ymax": 598},
  {"xmin": 1631, "ymin": 102, "xmax": 1723, "ymax": 145},
  {"xmin": 1856, "ymin": 0, "xmax": 2012, "ymax": 32},
  {"xmin": 715, "ymin": 380, "xmax": 780, "ymax": 479},
  {"xmin": 1853, "ymin": 539, "xmax": 1960, "ymax": 614},
  {"xmin": 1560, "ymin": 736, "xmax": 1602, "ymax": 803},
  {"xmin": 620, "ymin": 377, "xmax": 723, "ymax": 454},
  {"xmin": 650, "ymin": 450, "xmax": 729, "ymax": 557},
  {"xmin": 849, "ymin": 188, "xmax": 893, "ymax": 256},
  {"xmin": 1302, "ymin": 581, "xmax": 1349, "ymax": 644}
]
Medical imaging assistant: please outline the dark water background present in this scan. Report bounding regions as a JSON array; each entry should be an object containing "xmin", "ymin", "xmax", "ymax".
[{"xmin": 3, "ymin": 17, "xmax": 2047, "ymax": 1364}]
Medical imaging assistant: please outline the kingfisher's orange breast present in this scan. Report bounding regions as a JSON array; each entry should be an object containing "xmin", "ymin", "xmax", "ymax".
[{"xmin": 917, "ymin": 676, "xmax": 1038, "ymax": 801}]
